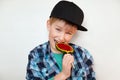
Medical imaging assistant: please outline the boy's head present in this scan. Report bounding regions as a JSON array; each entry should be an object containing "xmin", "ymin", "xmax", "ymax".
[
  {"xmin": 47, "ymin": 17, "xmax": 77, "ymax": 53},
  {"xmin": 50, "ymin": 0, "xmax": 87, "ymax": 31}
]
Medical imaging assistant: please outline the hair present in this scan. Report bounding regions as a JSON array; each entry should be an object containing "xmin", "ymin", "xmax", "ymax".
[{"xmin": 49, "ymin": 17, "xmax": 58, "ymax": 25}]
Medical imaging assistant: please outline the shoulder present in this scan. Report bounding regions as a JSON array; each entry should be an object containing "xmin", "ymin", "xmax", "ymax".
[
  {"xmin": 28, "ymin": 41, "xmax": 49, "ymax": 60},
  {"xmin": 69, "ymin": 43, "xmax": 88, "ymax": 53},
  {"xmin": 32, "ymin": 41, "xmax": 48, "ymax": 50},
  {"xmin": 69, "ymin": 43, "xmax": 93, "ymax": 61}
]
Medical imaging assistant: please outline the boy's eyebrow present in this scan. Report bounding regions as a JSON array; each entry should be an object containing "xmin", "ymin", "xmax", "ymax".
[{"xmin": 55, "ymin": 25, "xmax": 62, "ymax": 28}]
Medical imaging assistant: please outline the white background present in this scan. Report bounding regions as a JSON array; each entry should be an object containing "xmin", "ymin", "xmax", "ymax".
[{"xmin": 0, "ymin": 0, "xmax": 120, "ymax": 80}]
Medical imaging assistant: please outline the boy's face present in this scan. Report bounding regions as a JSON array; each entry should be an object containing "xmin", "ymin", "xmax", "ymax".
[{"xmin": 47, "ymin": 19, "xmax": 77, "ymax": 53}]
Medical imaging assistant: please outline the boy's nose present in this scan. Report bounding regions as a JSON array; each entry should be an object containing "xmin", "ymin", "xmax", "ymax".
[{"xmin": 59, "ymin": 33, "xmax": 65, "ymax": 42}]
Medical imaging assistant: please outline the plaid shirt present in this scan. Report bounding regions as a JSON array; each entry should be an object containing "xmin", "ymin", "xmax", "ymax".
[{"xmin": 26, "ymin": 41, "xmax": 96, "ymax": 80}]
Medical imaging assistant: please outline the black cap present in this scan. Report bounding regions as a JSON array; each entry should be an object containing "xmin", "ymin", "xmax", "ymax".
[{"xmin": 50, "ymin": 0, "xmax": 87, "ymax": 31}]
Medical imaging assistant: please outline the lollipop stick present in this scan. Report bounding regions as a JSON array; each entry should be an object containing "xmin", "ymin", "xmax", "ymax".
[
  {"xmin": 67, "ymin": 52, "xmax": 75, "ymax": 69},
  {"xmin": 72, "ymin": 63, "xmax": 75, "ymax": 69}
]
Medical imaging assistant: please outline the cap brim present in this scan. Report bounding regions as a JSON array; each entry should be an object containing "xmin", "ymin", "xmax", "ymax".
[{"xmin": 77, "ymin": 25, "xmax": 88, "ymax": 31}]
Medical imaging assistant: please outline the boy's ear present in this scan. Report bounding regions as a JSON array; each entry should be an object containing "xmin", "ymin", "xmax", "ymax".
[{"xmin": 46, "ymin": 20, "xmax": 50, "ymax": 31}]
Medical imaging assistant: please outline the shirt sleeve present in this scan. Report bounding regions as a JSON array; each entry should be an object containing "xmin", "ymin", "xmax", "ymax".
[
  {"xmin": 83, "ymin": 49, "xmax": 96, "ymax": 80},
  {"xmin": 26, "ymin": 50, "xmax": 45, "ymax": 80}
]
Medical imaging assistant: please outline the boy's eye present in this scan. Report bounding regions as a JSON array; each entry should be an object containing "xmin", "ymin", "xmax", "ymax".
[
  {"xmin": 66, "ymin": 32, "xmax": 72, "ymax": 35},
  {"xmin": 56, "ymin": 28, "xmax": 61, "ymax": 31}
]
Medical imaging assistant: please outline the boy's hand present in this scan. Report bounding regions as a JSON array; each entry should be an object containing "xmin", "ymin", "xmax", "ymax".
[
  {"xmin": 54, "ymin": 54, "xmax": 74, "ymax": 80},
  {"xmin": 62, "ymin": 54, "xmax": 74, "ymax": 79}
]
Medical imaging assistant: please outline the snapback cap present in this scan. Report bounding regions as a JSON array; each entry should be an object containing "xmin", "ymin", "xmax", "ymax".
[{"xmin": 50, "ymin": 0, "xmax": 88, "ymax": 31}]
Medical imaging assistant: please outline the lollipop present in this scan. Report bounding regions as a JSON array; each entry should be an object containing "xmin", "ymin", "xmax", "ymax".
[
  {"xmin": 55, "ymin": 43, "xmax": 75, "ymax": 68},
  {"xmin": 56, "ymin": 43, "xmax": 74, "ymax": 53}
]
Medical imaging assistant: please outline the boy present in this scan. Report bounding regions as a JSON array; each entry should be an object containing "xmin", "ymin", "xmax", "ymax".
[{"xmin": 26, "ymin": 0, "xmax": 96, "ymax": 80}]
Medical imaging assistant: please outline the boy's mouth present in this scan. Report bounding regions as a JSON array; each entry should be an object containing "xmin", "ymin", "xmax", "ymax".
[
  {"xmin": 54, "ymin": 39, "xmax": 58, "ymax": 44},
  {"xmin": 54, "ymin": 39, "xmax": 65, "ymax": 44}
]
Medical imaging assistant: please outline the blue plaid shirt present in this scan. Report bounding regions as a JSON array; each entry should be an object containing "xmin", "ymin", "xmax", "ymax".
[{"xmin": 26, "ymin": 41, "xmax": 96, "ymax": 80}]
